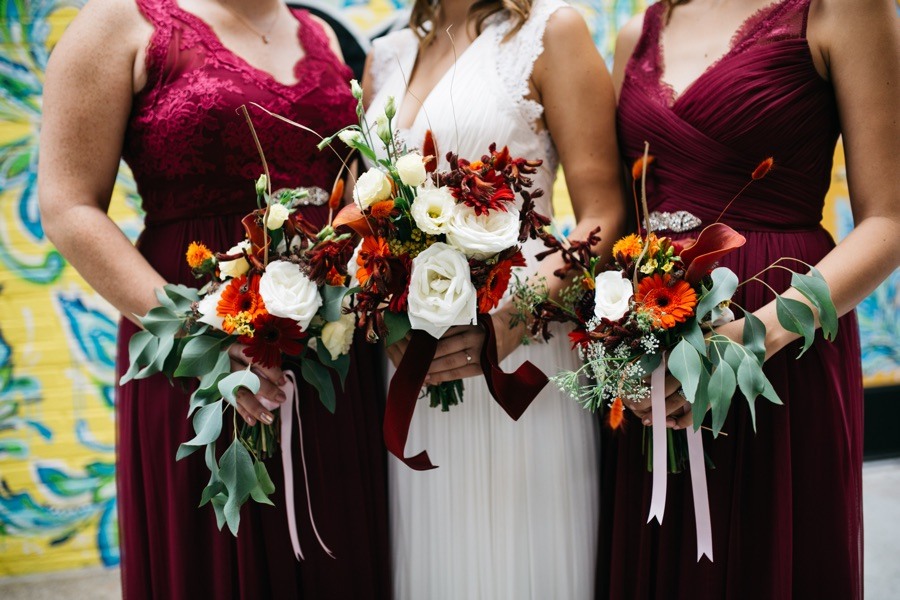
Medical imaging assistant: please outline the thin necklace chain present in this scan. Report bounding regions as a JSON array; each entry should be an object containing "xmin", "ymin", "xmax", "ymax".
[{"xmin": 218, "ymin": 1, "xmax": 283, "ymax": 44}]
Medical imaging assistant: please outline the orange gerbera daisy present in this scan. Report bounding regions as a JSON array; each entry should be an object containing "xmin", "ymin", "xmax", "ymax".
[
  {"xmin": 635, "ymin": 273, "xmax": 697, "ymax": 329},
  {"xmin": 356, "ymin": 236, "xmax": 391, "ymax": 287},
  {"xmin": 185, "ymin": 241, "xmax": 213, "ymax": 269},
  {"xmin": 217, "ymin": 274, "xmax": 266, "ymax": 332},
  {"xmin": 368, "ymin": 199, "xmax": 395, "ymax": 219},
  {"xmin": 477, "ymin": 253, "xmax": 526, "ymax": 313},
  {"xmin": 612, "ymin": 234, "xmax": 643, "ymax": 259}
]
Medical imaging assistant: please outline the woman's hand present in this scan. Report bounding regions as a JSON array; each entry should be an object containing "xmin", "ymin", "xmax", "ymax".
[
  {"xmin": 620, "ymin": 373, "xmax": 685, "ymax": 425},
  {"xmin": 227, "ymin": 344, "xmax": 287, "ymax": 426}
]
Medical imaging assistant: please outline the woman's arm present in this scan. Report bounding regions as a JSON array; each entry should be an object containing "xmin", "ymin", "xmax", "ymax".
[
  {"xmin": 38, "ymin": 0, "xmax": 286, "ymax": 426},
  {"xmin": 667, "ymin": 0, "xmax": 900, "ymax": 428},
  {"xmin": 424, "ymin": 8, "xmax": 627, "ymax": 383},
  {"xmin": 39, "ymin": 0, "xmax": 164, "ymax": 323}
]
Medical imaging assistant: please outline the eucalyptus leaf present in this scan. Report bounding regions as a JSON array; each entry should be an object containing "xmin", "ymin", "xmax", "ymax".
[
  {"xmin": 682, "ymin": 319, "xmax": 707, "ymax": 356},
  {"xmin": 317, "ymin": 341, "xmax": 350, "ymax": 387},
  {"xmin": 791, "ymin": 272, "xmax": 838, "ymax": 341},
  {"xmin": 668, "ymin": 339, "xmax": 702, "ymax": 402},
  {"xmin": 175, "ymin": 442, "xmax": 202, "ymax": 461},
  {"xmin": 218, "ymin": 370, "xmax": 261, "ymax": 407},
  {"xmin": 200, "ymin": 481, "xmax": 225, "ymax": 508},
  {"xmin": 155, "ymin": 288, "xmax": 178, "ymax": 311},
  {"xmin": 708, "ymin": 362, "xmax": 736, "ymax": 436},
  {"xmin": 737, "ymin": 355, "xmax": 767, "ymax": 432},
  {"xmin": 695, "ymin": 267, "xmax": 739, "ymax": 322},
  {"xmin": 189, "ymin": 351, "xmax": 232, "ymax": 415},
  {"xmin": 148, "ymin": 334, "xmax": 176, "ymax": 374},
  {"xmin": 175, "ymin": 335, "xmax": 230, "ymax": 377},
  {"xmin": 742, "ymin": 310, "xmax": 767, "ymax": 366},
  {"xmin": 211, "ymin": 495, "xmax": 227, "ymax": 531},
  {"xmin": 322, "ymin": 285, "xmax": 349, "ymax": 323},
  {"xmin": 119, "ymin": 331, "xmax": 158, "ymax": 385},
  {"xmin": 637, "ymin": 352, "xmax": 663, "ymax": 377},
  {"xmin": 250, "ymin": 485, "xmax": 276, "ymax": 506},
  {"xmin": 775, "ymin": 296, "xmax": 816, "ymax": 357},
  {"xmin": 383, "ymin": 311, "xmax": 411, "ymax": 347},
  {"xmin": 301, "ymin": 357, "xmax": 336, "ymax": 413},
  {"xmin": 255, "ymin": 461, "xmax": 275, "ymax": 495},
  {"xmin": 218, "ymin": 439, "xmax": 257, "ymax": 536},
  {"xmin": 141, "ymin": 305, "xmax": 186, "ymax": 338},
  {"xmin": 760, "ymin": 378, "xmax": 783, "ymax": 406},
  {"xmin": 164, "ymin": 283, "xmax": 201, "ymax": 305},
  {"xmin": 183, "ymin": 399, "xmax": 224, "ymax": 448},
  {"xmin": 691, "ymin": 367, "xmax": 712, "ymax": 433}
]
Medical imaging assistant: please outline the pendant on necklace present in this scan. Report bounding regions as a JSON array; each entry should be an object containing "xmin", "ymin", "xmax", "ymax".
[{"xmin": 262, "ymin": 35, "xmax": 269, "ymax": 44}]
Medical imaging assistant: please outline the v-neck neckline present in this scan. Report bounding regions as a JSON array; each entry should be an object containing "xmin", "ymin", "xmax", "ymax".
[
  {"xmin": 656, "ymin": 0, "xmax": 793, "ymax": 107},
  {"xmin": 170, "ymin": 0, "xmax": 309, "ymax": 89},
  {"xmin": 394, "ymin": 27, "xmax": 493, "ymax": 131}
]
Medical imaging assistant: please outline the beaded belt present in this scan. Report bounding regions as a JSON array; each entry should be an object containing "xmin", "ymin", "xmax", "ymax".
[
  {"xmin": 647, "ymin": 210, "xmax": 702, "ymax": 233},
  {"xmin": 282, "ymin": 186, "xmax": 330, "ymax": 207}
]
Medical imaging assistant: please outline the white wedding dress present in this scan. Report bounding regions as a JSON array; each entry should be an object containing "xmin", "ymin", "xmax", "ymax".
[{"xmin": 366, "ymin": 1, "xmax": 599, "ymax": 597}]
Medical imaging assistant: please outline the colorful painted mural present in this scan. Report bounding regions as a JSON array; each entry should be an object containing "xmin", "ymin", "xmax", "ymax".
[{"xmin": 0, "ymin": 0, "xmax": 895, "ymax": 579}]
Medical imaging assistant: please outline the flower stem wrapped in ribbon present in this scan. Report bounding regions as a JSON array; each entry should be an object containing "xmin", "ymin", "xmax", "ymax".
[{"xmin": 321, "ymin": 83, "xmax": 550, "ymax": 470}]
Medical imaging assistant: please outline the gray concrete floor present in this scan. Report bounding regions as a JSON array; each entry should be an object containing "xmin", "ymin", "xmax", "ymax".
[{"xmin": 1, "ymin": 458, "xmax": 898, "ymax": 599}]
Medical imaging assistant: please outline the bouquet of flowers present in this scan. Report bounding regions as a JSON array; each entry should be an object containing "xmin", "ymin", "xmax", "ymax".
[
  {"xmin": 121, "ymin": 174, "xmax": 355, "ymax": 539},
  {"xmin": 517, "ymin": 149, "xmax": 837, "ymax": 560},
  {"xmin": 319, "ymin": 83, "xmax": 550, "ymax": 470}
]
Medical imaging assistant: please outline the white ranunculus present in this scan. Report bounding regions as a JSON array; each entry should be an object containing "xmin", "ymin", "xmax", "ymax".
[
  {"xmin": 445, "ymin": 204, "xmax": 521, "ymax": 260},
  {"xmin": 265, "ymin": 203, "xmax": 290, "ymax": 230},
  {"xmin": 396, "ymin": 152, "xmax": 427, "ymax": 187},
  {"xmin": 593, "ymin": 271, "xmax": 633, "ymax": 321},
  {"xmin": 353, "ymin": 167, "xmax": 392, "ymax": 210},
  {"xmin": 258, "ymin": 260, "xmax": 322, "ymax": 331},
  {"xmin": 320, "ymin": 313, "xmax": 356, "ymax": 360},
  {"xmin": 196, "ymin": 285, "xmax": 226, "ymax": 331},
  {"xmin": 218, "ymin": 240, "xmax": 251, "ymax": 279},
  {"xmin": 711, "ymin": 301, "xmax": 735, "ymax": 327},
  {"xmin": 407, "ymin": 243, "xmax": 477, "ymax": 338},
  {"xmin": 410, "ymin": 185, "xmax": 456, "ymax": 235}
]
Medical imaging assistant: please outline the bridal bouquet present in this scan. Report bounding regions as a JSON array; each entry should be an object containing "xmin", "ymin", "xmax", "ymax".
[
  {"xmin": 318, "ymin": 82, "xmax": 549, "ymax": 470},
  {"xmin": 120, "ymin": 176, "xmax": 354, "ymax": 536}
]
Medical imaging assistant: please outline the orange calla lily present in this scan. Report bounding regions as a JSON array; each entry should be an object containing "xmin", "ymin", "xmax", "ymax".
[{"xmin": 680, "ymin": 223, "xmax": 747, "ymax": 284}]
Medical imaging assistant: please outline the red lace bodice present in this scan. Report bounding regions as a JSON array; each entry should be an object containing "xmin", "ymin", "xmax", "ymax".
[{"xmin": 123, "ymin": 0, "xmax": 355, "ymax": 227}]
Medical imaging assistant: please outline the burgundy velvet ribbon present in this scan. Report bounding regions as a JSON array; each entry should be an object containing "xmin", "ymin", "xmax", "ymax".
[
  {"xmin": 477, "ymin": 313, "xmax": 548, "ymax": 420},
  {"xmin": 383, "ymin": 330, "xmax": 440, "ymax": 471},
  {"xmin": 383, "ymin": 316, "xmax": 549, "ymax": 471}
]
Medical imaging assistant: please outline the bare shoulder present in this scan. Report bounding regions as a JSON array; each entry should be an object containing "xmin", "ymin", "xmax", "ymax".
[
  {"xmin": 615, "ymin": 12, "xmax": 644, "ymax": 61},
  {"xmin": 808, "ymin": 0, "xmax": 898, "ymax": 67},
  {"xmin": 611, "ymin": 13, "xmax": 645, "ymax": 96},
  {"xmin": 540, "ymin": 6, "xmax": 599, "ymax": 62}
]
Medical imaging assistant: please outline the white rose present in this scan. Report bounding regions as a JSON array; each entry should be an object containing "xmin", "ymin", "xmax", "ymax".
[
  {"xmin": 396, "ymin": 152, "xmax": 427, "ymax": 187},
  {"xmin": 410, "ymin": 185, "xmax": 456, "ymax": 235},
  {"xmin": 407, "ymin": 243, "xmax": 477, "ymax": 338},
  {"xmin": 445, "ymin": 204, "xmax": 521, "ymax": 260},
  {"xmin": 258, "ymin": 260, "xmax": 322, "ymax": 331},
  {"xmin": 593, "ymin": 271, "xmax": 633, "ymax": 321},
  {"xmin": 218, "ymin": 240, "xmax": 251, "ymax": 279},
  {"xmin": 196, "ymin": 285, "xmax": 226, "ymax": 331},
  {"xmin": 353, "ymin": 168, "xmax": 392, "ymax": 210},
  {"xmin": 320, "ymin": 313, "xmax": 356, "ymax": 360},
  {"xmin": 265, "ymin": 203, "xmax": 290, "ymax": 230}
]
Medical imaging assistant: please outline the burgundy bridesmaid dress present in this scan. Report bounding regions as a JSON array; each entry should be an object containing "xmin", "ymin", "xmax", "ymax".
[
  {"xmin": 600, "ymin": 0, "xmax": 863, "ymax": 597},
  {"xmin": 115, "ymin": 1, "xmax": 390, "ymax": 597}
]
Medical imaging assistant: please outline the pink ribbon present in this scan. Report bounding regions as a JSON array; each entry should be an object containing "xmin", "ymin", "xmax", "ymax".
[
  {"xmin": 646, "ymin": 357, "xmax": 667, "ymax": 525},
  {"xmin": 261, "ymin": 372, "xmax": 334, "ymax": 561},
  {"xmin": 686, "ymin": 424, "xmax": 713, "ymax": 561}
]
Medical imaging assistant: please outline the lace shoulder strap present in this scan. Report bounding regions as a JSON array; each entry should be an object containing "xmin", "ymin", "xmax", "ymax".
[
  {"xmin": 135, "ymin": 0, "xmax": 174, "ymax": 27},
  {"xmin": 493, "ymin": 0, "xmax": 568, "ymax": 130},
  {"xmin": 369, "ymin": 29, "xmax": 419, "ymax": 95}
]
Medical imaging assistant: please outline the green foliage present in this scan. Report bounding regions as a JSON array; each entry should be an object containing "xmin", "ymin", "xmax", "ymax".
[
  {"xmin": 218, "ymin": 439, "xmax": 257, "ymax": 535},
  {"xmin": 383, "ymin": 310, "xmax": 411, "ymax": 347},
  {"xmin": 322, "ymin": 284, "xmax": 349, "ymax": 323},
  {"xmin": 792, "ymin": 270, "xmax": 838, "ymax": 341},
  {"xmin": 174, "ymin": 335, "xmax": 231, "ymax": 377},
  {"xmin": 696, "ymin": 267, "xmax": 738, "ymax": 321},
  {"xmin": 217, "ymin": 370, "xmax": 261, "ymax": 408},
  {"xmin": 775, "ymin": 296, "xmax": 816, "ymax": 357},
  {"xmin": 301, "ymin": 356, "xmax": 336, "ymax": 413},
  {"xmin": 668, "ymin": 339, "xmax": 702, "ymax": 402}
]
